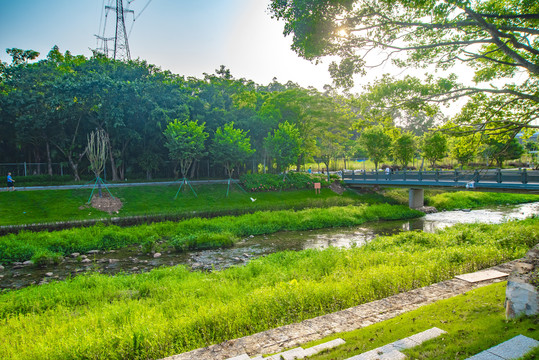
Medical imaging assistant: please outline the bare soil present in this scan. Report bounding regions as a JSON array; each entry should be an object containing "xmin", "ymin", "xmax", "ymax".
[
  {"xmin": 329, "ymin": 180, "xmax": 346, "ymax": 195},
  {"xmin": 90, "ymin": 193, "xmax": 123, "ymax": 214}
]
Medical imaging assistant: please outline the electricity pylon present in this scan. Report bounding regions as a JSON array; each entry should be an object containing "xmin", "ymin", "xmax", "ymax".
[{"xmin": 95, "ymin": 0, "xmax": 134, "ymax": 60}]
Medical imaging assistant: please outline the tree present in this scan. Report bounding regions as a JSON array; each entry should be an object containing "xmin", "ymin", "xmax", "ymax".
[
  {"xmin": 211, "ymin": 122, "xmax": 254, "ymax": 179},
  {"xmin": 264, "ymin": 121, "xmax": 302, "ymax": 173},
  {"xmin": 450, "ymin": 135, "xmax": 478, "ymax": 168},
  {"xmin": 358, "ymin": 125, "xmax": 392, "ymax": 170},
  {"xmin": 421, "ymin": 131, "xmax": 448, "ymax": 169},
  {"xmin": 164, "ymin": 119, "xmax": 208, "ymax": 179},
  {"xmin": 483, "ymin": 137, "xmax": 525, "ymax": 167},
  {"xmin": 86, "ymin": 129, "xmax": 108, "ymax": 197},
  {"xmin": 392, "ymin": 131, "xmax": 417, "ymax": 170},
  {"xmin": 270, "ymin": 0, "xmax": 539, "ymax": 135}
]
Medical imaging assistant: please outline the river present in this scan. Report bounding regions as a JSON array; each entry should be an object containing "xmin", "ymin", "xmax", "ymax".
[{"xmin": 1, "ymin": 202, "xmax": 538, "ymax": 291}]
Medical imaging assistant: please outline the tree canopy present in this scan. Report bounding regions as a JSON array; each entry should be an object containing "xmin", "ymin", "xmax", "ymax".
[{"xmin": 270, "ymin": 0, "xmax": 539, "ymax": 135}]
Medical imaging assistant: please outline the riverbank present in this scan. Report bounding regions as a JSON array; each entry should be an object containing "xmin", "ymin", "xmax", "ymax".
[{"xmin": 1, "ymin": 219, "xmax": 536, "ymax": 360}]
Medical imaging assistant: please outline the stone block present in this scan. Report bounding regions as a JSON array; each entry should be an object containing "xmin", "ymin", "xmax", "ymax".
[
  {"xmin": 456, "ymin": 270, "xmax": 508, "ymax": 283},
  {"xmin": 225, "ymin": 354, "xmax": 250, "ymax": 360},
  {"xmin": 407, "ymin": 327, "xmax": 447, "ymax": 345},
  {"xmin": 505, "ymin": 280, "xmax": 538, "ymax": 318},
  {"xmin": 487, "ymin": 335, "xmax": 539, "ymax": 359},
  {"xmin": 265, "ymin": 347, "xmax": 305, "ymax": 360},
  {"xmin": 302, "ymin": 338, "xmax": 346, "ymax": 357}
]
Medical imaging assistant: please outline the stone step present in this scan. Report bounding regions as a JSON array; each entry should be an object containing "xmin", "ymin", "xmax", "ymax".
[
  {"xmin": 345, "ymin": 327, "xmax": 446, "ymax": 360},
  {"xmin": 465, "ymin": 335, "xmax": 539, "ymax": 360},
  {"xmin": 225, "ymin": 338, "xmax": 345, "ymax": 360}
]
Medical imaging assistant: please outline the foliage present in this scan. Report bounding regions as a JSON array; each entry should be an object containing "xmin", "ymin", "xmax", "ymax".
[
  {"xmin": 392, "ymin": 130, "xmax": 416, "ymax": 170},
  {"xmin": 358, "ymin": 125, "xmax": 392, "ymax": 170},
  {"xmin": 240, "ymin": 173, "xmax": 329, "ymax": 192},
  {"xmin": 449, "ymin": 134, "xmax": 478, "ymax": 168},
  {"xmin": 211, "ymin": 122, "xmax": 255, "ymax": 178},
  {"xmin": 421, "ymin": 131, "xmax": 448, "ymax": 169},
  {"xmin": 269, "ymin": 0, "xmax": 539, "ymax": 135},
  {"xmin": 482, "ymin": 137, "xmax": 525, "ymax": 168},
  {"xmin": 0, "ymin": 219, "xmax": 536, "ymax": 359},
  {"xmin": 264, "ymin": 121, "xmax": 302, "ymax": 173},
  {"xmin": 164, "ymin": 119, "xmax": 208, "ymax": 178}
]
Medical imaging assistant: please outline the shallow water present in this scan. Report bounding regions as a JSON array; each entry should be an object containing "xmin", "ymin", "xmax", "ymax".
[{"xmin": 1, "ymin": 202, "xmax": 537, "ymax": 291}]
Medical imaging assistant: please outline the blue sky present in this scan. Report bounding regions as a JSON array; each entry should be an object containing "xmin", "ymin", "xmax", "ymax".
[{"xmin": 0, "ymin": 0, "xmax": 335, "ymax": 88}]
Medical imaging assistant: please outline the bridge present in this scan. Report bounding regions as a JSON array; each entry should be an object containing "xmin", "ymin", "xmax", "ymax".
[{"xmin": 341, "ymin": 168, "xmax": 539, "ymax": 209}]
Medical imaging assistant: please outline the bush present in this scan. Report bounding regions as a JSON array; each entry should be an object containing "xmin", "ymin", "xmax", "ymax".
[
  {"xmin": 169, "ymin": 231, "xmax": 236, "ymax": 251},
  {"xmin": 31, "ymin": 249, "xmax": 63, "ymax": 266},
  {"xmin": 240, "ymin": 173, "xmax": 331, "ymax": 192}
]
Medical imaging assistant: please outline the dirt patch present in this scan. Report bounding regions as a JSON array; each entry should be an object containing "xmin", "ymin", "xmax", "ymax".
[
  {"xmin": 329, "ymin": 180, "xmax": 346, "ymax": 195},
  {"xmin": 90, "ymin": 193, "xmax": 123, "ymax": 214}
]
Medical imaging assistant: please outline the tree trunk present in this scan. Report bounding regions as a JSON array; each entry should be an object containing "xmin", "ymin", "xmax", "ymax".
[
  {"xmin": 46, "ymin": 141, "xmax": 53, "ymax": 176},
  {"xmin": 107, "ymin": 140, "xmax": 120, "ymax": 181},
  {"xmin": 67, "ymin": 154, "xmax": 81, "ymax": 181}
]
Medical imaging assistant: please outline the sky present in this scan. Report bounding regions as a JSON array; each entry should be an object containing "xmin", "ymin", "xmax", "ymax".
[{"xmin": 0, "ymin": 0, "xmax": 339, "ymax": 89}]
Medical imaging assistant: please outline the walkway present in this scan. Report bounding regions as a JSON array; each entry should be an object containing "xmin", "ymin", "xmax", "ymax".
[
  {"xmin": 162, "ymin": 261, "xmax": 517, "ymax": 360},
  {"xmin": 4, "ymin": 179, "xmax": 235, "ymax": 192}
]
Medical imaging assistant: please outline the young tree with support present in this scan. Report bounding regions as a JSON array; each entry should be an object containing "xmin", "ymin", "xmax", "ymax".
[
  {"xmin": 211, "ymin": 122, "xmax": 255, "ymax": 197},
  {"xmin": 164, "ymin": 119, "xmax": 208, "ymax": 198},
  {"xmin": 86, "ymin": 129, "xmax": 115, "ymax": 202}
]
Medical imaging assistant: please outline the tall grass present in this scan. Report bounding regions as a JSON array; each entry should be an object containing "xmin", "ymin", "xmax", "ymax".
[
  {"xmin": 0, "ymin": 219, "xmax": 536, "ymax": 360},
  {"xmin": 0, "ymin": 204, "xmax": 422, "ymax": 265}
]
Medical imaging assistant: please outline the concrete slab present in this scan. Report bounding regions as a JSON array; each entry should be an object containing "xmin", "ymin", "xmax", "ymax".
[
  {"xmin": 466, "ymin": 351, "xmax": 505, "ymax": 360},
  {"xmin": 344, "ymin": 349, "xmax": 405, "ymax": 360},
  {"xmin": 455, "ymin": 270, "xmax": 508, "ymax": 283},
  {"xmin": 225, "ymin": 355, "xmax": 251, "ymax": 360},
  {"xmin": 265, "ymin": 347, "xmax": 305, "ymax": 360},
  {"xmin": 302, "ymin": 338, "xmax": 346, "ymax": 357},
  {"xmin": 486, "ymin": 335, "xmax": 539, "ymax": 359},
  {"xmin": 407, "ymin": 327, "xmax": 447, "ymax": 345},
  {"xmin": 390, "ymin": 337, "xmax": 418, "ymax": 350}
]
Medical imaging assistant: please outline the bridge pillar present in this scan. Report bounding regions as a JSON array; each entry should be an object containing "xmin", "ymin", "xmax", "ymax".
[{"xmin": 409, "ymin": 188, "xmax": 424, "ymax": 209}]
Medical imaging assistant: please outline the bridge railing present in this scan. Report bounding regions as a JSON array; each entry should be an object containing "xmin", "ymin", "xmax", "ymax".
[{"xmin": 342, "ymin": 168, "xmax": 538, "ymax": 185}]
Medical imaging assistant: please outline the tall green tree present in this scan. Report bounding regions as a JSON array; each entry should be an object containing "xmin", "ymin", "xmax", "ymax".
[
  {"xmin": 483, "ymin": 137, "xmax": 525, "ymax": 168},
  {"xmin": 164, "ymin": 119, "xmax": 208, "ymax": 179},
  {"xmin": 264, "ymin": 121, "xmax": 302, "ymax": 173},
  {"xmin": 211, "ymin": 122, "xmax": 254, "ymax": 179},
  {"xmin": 421, "ymin": 131, "xmax": 448, "ymax": 169},
  {"xmin": 392, "ymin": 131, "xmax": 417, "ymax": 170},
  {"xmin": 450, "ymin": 135, "xmax": 478, "ymax": 168},
  {"xmin": 358, "ymin": 125, "xmax": 392, "ymax": 170}
]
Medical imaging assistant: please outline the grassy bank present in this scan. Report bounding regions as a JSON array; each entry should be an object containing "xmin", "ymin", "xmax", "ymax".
[
  {"xmin": 0, "ymin": 204, "xmax": 422, "ymax": 265},
  {"xmin": 0, "ymin": 185, "xmax": 390, "ymax": 226},
  {"xmin": 306, "ymin": 281, "xmax": 538, "ymax": 359},
  {"xmin": 382, "ymin": 188, "xmax": 539, "ymax": 210},
  {"xmin": 0, "ymin": 219, "xmax": 537, "ymax": 360}
]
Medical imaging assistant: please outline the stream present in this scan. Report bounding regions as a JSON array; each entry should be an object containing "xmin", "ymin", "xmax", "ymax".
[{"xmin": 1, "ymin": 202, "xmax": 538, "ymax": 291}]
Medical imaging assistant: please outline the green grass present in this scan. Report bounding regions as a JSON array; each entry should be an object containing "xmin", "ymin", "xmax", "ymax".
[
  {"xmin": 305, "ymin": 282, "xmax": 538, "ymax": 359},
  {"xmin": 381, "ymin": 188, "xmax": 539, "ymax": 210},
  {"xmin": 0, "ymin": 185, "xmax": 377, "ymax": 226},
  {"xmin": 0, "ymin": 204, "xmax": 422, "ymax": 264},
  {"xmin": 0, "ymin": 219, "xmax": 536, "ymax": 360}
]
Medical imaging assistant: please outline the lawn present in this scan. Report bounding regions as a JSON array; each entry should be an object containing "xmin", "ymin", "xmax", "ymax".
[
  {"xmin": 305, "ymin": 281, "xmax": 538, "ymax": 359},
  {"xmin": 0, "ymin": 184, "xmax": 380, "ymax": 226}
]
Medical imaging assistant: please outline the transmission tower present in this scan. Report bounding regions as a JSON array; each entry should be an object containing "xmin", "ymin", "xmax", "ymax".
[{"xmin": 95, "ymin": 0, "xmax": 134, "ymax": 60}]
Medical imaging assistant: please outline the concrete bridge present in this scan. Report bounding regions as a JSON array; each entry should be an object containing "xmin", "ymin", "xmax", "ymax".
[{"xmin": 341, "ymin": 168, "xmax": 539, "ymax": 209}]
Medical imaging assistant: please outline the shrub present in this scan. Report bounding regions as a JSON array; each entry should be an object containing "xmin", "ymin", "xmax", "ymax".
[
  {"xmin": 31, "ymin": 249, "xmax": 63, "ymax": 266},
  {"xmin": 240, "ymin": 173, "xmax": 331, "ymax": 192}
]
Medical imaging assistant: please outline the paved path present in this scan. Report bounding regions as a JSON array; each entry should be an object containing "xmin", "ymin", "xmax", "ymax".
[
  {"xmin": 162, "ymin": 261, "xmax": 517, "ymax": 360},
  {"xmin": 4, "ymin": 179, "xmax": 236, "ymax": 192}
]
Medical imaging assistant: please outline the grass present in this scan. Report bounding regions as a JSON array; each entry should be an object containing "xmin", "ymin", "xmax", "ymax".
[
  {"xmin": 381, "ymin": 188, "xmax": 539, "ymax": 210},
  {"xmin": 304, "ymin": 282, "xmax": 539, "ymax": 359},
  {"xmin": 0, "ymin": 204, "xmax": 422, "ymax": 264},
  {"xmin": 0, "ymin": 219, "xmax": 536, "ymax": 360},
  {"xmin": 0, "ymin": 185, "xmax": 376, "ymax": 226}
]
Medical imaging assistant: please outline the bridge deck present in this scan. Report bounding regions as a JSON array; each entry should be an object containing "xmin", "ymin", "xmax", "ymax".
[{"xmin": 341, "ymin": 169, "xmax": 539, "ymax": 193}]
